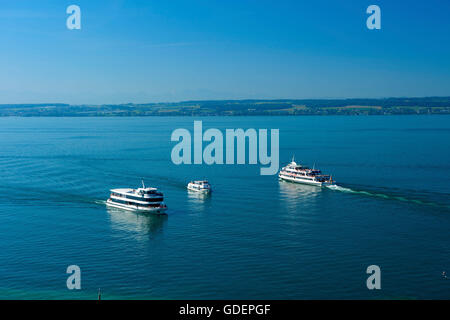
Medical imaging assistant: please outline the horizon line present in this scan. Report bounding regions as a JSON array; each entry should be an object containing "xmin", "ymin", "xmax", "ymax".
[{"xmin": 1, "ymin": 96, "xmax": 450, "ymax": 106}]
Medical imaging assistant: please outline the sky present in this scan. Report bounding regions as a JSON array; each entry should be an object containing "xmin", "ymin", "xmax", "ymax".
[{"xmin": 0, "ymin": 0, "xmax": 449, "ymax": 104}]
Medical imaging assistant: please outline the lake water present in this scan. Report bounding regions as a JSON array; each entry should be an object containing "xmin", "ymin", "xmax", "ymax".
[{"xmin": 0, "ymin": 116, "xmax": 449, "ymax": 299}]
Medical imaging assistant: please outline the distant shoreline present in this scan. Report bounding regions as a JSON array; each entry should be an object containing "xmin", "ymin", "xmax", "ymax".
[{"xmin": 0, "ymin": 97, "xmax": 449, "ymax": 116}]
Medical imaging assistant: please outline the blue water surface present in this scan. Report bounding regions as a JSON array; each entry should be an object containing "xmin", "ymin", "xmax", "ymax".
[{"xmin": 0, "ymin": 116, "xmax": 448, "ymax": 299}]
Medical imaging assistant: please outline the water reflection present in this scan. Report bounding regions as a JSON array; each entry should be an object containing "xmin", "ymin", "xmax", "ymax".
[
  {"xmin": 107, "ymin": 207, "xmax": 167, "ymax": 238},
  {"xmin": 278, "ymin": 180, "xmax": 321, "ymax": 210},
  {"xmin": 186, "ymin": 190, "xmax": 211, "ymax": 214}
]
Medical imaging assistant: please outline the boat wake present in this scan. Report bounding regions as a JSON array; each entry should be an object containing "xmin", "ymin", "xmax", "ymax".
[{"xmin": 325, "ymin": 184, "xmax": 449, "ymax": 209}]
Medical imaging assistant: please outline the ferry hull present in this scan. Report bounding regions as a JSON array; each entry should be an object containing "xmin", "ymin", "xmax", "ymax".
[
  {"xmin": 187, "ymin": 186, "xmax": 211, "ymax": 193},
  {"xmin": 106, "ymin": 199, "xmax": 167, "ymax": 214},
  {"xmin": 279, "ymin": 173, "xmax": 330, "ymax": 187}
]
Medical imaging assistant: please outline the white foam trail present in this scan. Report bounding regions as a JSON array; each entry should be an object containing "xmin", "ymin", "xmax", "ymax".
[
  {"xmin": 326, "ymin": 184, "xmax": 446, "ymax": 208},
  {"xmin": 327, "ymin": 184, "xmax": 396, "ymax": 198},
  {"xmin": 326, "ymin": 184, "xmax": 354, "ymax": 193}
]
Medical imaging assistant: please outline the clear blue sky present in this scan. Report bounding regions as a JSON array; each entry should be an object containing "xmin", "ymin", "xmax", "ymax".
[{"xmin": 0, "ymin": 0, "xmax": 449, "ymax": 104}]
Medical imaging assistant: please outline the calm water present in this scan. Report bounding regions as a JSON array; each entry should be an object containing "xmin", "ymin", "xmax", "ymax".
[{"xmin": 0, "ymin": 116, "xmax": 449, "ymax": 299}]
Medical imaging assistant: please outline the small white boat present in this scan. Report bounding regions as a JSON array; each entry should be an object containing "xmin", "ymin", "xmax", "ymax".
[
  {"xmin": 187, "ymin": 180, "xmax": 212, "ymax": 193},
  {"xmin": 106, "ymin": 180, "xmax": 167, "ymax": 214}
]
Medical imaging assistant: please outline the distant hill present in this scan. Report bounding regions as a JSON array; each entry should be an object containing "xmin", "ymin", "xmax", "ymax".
[{"xmin": 0, "ymin": 97, "xmax": 449, "ymax": 116}]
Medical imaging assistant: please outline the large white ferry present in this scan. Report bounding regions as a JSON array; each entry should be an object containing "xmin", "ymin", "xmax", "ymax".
[
  {"xmin": 106, "ymin": 181, "xmax": 167, "ymax": 214},
  {"xmin": 278, "ymin": 158, "xmax": 334, "ymax": 187}
]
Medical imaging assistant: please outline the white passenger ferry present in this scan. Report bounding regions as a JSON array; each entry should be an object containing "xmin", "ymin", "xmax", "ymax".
[
  {"xmin": 279, "ymin": 158, "xmax": 334, "ymax": 187},
  {"xmin": 106, "ymin": 181, "xmax": 167, "ymax": 214},
  {"xmin": 187, "ymin": 180, "xmax": 212, "ymax": 193}
]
